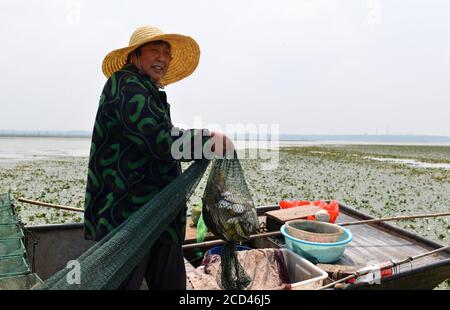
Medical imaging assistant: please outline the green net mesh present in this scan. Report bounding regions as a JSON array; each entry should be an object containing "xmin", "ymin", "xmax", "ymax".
[
  {"xmin": 38, "ymin": 159, "xmax": 210, "ymax": 290},
  {"xmin": 0, "ymin": 224, "xmax": 24, "ymax": 240},
  {"xmin": 32, "ymin": 153, "xmax": 258, "ymax": 290},
  {"xmin": 0, "ymin": 239, "xmax": 26, "ymax": 257},
  {"xmin": 0, "ymin": 191, "xmax": 41, "ymax": 288},
  {"xmin": 0, "ymin": 273, "xmax": 43, "ymax": 290},
  {"xmin": 0, "ymin": 208, "xmax": 14, "ymax": 217},
  {"xmin": 202, "ymin": 153, "xmax": 259, "ymax": 290},
  {"xmin": 0, "ymin": 214, "xmax": 20, "ymax": 225},
  {"xmin": 0, "ymin": 192, "xmax": 12, "ymax": 208},
  {"xmin": 0, "ymin": 256, "xmax": 30, "ymax": 278}
]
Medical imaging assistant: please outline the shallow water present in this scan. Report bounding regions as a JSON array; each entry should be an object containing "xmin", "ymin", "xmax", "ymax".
[
  {"xmin": 365, "ymin": 156, "xmax": 450, "ymax": 170},
  {"xmin": 0, "ymin": 137, "xmax": 90, "ymax": 165}
]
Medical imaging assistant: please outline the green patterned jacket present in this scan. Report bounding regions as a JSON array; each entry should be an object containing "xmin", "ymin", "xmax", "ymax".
[{"xmin": 84, "ymin": 63, "xmax": 208, "ymax": 243}]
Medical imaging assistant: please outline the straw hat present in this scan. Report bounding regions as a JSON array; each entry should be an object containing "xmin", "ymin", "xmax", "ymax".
[{"xmin": 102, "ymin": 26, "xmax": 200, "ymax": 86}]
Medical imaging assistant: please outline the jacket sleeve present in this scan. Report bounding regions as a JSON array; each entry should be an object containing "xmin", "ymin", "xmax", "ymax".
[{"xmin": 116, "ymin": 76, "xmax": 210, "ymax": 161}]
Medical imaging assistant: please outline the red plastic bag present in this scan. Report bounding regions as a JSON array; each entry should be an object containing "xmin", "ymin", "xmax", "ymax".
[{"xmin": 278, "ymin": 200, "xmax": 340, "ymax": 223}]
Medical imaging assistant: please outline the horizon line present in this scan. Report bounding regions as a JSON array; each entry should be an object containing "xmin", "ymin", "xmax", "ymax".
[
  {"xmin": 0, "ymin": 130, "xmax": 449, "ymax": 136},
  {"xmin": 0, "ymin": 130, "xmax": 449, "ymax": 140}
]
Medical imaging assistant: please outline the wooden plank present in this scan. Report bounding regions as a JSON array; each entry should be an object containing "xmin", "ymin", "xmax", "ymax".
[
  {"xmin": 265, "ymin": 205, "xmax": 323, "ymax": 223},
  {"xmin": 339, "ymin": 204, "xmax": 450, "ymax": 258},
  {"xmin": 334, "ymin": 213, "xmax": 448, "ymax": 269},
  {"xmin": 264, "ymin": 205, "xmax": 323, "ymax": 231}
]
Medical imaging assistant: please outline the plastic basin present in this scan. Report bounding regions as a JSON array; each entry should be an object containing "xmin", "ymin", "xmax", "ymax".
[
  {"xmin": 279, "ymin": 248, "xmax": 328, "ymax": 290},
  {"xmin": 281, "ymin": 224, "xmax": 352, "ymax": 263},
  {"xmin": 285, "ymin": 220, "xmax": 344, "ymax": 243}
]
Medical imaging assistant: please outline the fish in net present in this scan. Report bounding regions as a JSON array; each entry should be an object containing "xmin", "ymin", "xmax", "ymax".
[{"xmin": 202, "ymin": 153, "xmax": 259, "ymax": 290}]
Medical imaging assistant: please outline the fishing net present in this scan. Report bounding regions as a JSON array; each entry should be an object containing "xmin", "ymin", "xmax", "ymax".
[
  {"xmin": 0, "ymin": 191, "xmax": 42, "ymax": 289},
  {"xmin": 0, "ymin": 192, "xmax": 17, "ymax": 224},
  {"xmin": 0, "ymin": 192, "xmax": 12, "ymax": 208},
  {"xmin": 38, "ymin": 159, "xmax": 210, "ymax": 290},
  {"xmin": 0, "ymin": 239, "xmax": 26, "ymax": 257},
  {"xmin": 36, "ymin": 152, "xmax": 257, "ymax": 290},
  {"xmin": 202, "ymin": 152, "xmax": 259, "ymax": 290},
  {"xmin": 0, "ymin": 273, "xmax": 43, "ymax": 290},
  {"xmin": 0, "ymin": 256, "xmax": 30, "ymax": 277}
]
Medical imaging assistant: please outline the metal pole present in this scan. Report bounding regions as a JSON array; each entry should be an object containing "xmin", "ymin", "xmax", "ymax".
[
  {"xmin": 182, "ymin": 231, "xmax": 282, "ymax": 250},
  {"xmin": 339, "ymin": 212, "xmax": 450, "ymax": 226}
]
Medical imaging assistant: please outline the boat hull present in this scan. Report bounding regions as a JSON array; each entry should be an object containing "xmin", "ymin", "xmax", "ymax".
[{"xmin": 23, "ymin": 204, "xmax": 450, "ymax": 290}]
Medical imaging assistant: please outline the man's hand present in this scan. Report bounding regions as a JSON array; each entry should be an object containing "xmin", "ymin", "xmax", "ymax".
[{"xmin": 209, "ymin": 131, "xmax": 235, "ymax": 157}]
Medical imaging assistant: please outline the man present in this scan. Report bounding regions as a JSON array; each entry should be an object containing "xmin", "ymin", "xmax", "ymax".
[{"xmin": 84, "ymin": 26, "xmax": 232, "ymax": 289}]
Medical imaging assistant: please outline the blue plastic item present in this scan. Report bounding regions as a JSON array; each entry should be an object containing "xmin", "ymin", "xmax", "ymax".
[
  {"xmin": 205, "ymin": 245, "xmax": 252, "ymax": 257},
  {"xmin": 280, "ymin": 224, "xmax": 352, "ymax": 263}
]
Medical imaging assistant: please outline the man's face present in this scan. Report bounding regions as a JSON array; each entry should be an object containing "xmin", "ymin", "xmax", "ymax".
[{"xmin": 134, "ymin": 41, "xmax": 172, "ymax": 85}]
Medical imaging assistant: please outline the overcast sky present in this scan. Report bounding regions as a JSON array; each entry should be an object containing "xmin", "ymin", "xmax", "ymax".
[{"xmin": 1, "ymin": 0, "xmax": 449, "ymax": 136}]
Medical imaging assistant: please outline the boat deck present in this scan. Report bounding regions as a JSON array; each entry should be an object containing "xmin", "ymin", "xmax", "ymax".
[
  {"xmin": 334, "ymin": 213, "xmax": 449, "ymax": 269},
  {"xmin": 21, "ymin": 204, "xmax": 449, "ymax": 289},
  {"xmin": 186, "ymin": 209, "xmax": 449, "ymax": 269}
]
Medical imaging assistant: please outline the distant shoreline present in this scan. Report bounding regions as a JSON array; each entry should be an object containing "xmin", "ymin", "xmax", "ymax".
[
  {"xmin": 1, "ymin": 136, "xmax": 450, "ymax": 148},
  {"xmin": 0, "ymin": 135, "xmax": 90, "ymax": 138},
  {"xmin": 0, "ymin": 131, "xmax": 91, "ymax": 138},
  {"xmin": 1, "ymin": 132, "xmax": 450, "ymax": 144}
]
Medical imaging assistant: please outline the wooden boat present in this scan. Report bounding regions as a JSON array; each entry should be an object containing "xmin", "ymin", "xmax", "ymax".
[{"xmin": 20, "ymin": 203, "xmax": 450, "ymax": 290}]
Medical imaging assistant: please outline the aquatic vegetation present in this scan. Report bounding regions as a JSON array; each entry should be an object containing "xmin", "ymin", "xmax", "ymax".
[
  {"xmin": 0, "ymin": 145, "xmax": 449, "ymax": 288},
  {"xmin": 0, "ymin": 156, "xmax": 86, "ymax": 225}
]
